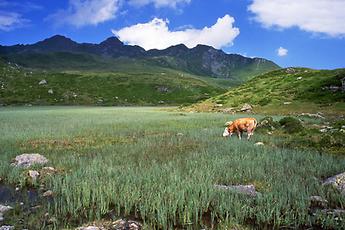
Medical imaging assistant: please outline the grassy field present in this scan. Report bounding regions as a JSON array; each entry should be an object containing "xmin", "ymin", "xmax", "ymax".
[
  {"xmin": 189, "ymin": 68, "xmax": 345, "ymax": 115},
  {"xmin": 0, "ymin": 59, "xmax": 225, "ymax": 106},
  {"xmin": 0, "ymin": 107, "xmax": 344, "ymax": 229}
]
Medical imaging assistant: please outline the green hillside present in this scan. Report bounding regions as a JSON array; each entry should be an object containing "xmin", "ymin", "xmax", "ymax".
[
  {"xmin": 0, "ymin": 59, "xmax": 224, "ymax": 106},
  {"xmin": 188, "ymin": 67, "xmax": 345, "ymax": 114}
]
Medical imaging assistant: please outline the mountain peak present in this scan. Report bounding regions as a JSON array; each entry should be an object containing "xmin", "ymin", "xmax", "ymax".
[{"xmin": 100, "ymin": 36, "xmax": 123, "ymax": 47}]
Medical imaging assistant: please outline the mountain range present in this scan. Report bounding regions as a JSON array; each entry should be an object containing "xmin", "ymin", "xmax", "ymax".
[{"xmin": 0, "ymin": 35, "xmax": 279, "ymax": 85}]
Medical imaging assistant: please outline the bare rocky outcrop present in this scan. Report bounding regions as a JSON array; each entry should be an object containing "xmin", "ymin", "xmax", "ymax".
[
  {"xmin": 11, "ymin": 153, "xmax": 48, "ymax": 168},
  {"xmin": 0, "ymin": 226, "xmax": 14, "ymax": 230}
]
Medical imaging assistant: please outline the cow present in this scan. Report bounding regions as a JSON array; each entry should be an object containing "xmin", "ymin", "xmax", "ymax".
[{"xmin": 223, "ymin": 118, "xmax": 257, "ymax": 140}]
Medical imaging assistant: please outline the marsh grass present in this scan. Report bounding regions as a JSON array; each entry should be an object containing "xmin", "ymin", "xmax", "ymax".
[{"xmin": 0, "ymin": 107, "xmax": 344, "ymax": 229}]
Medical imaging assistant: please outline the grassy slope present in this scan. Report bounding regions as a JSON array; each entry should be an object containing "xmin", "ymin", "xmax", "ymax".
[
  {"xmin": 0, "ymin": 107, "xmax": 344, "ymax": 229},
  {"xmin": 0, "ymin": 59, "xmax": 225, "ymax": 106},
  {"xmin": 189, "ymin": 68, "xmax": 345, "ymax": 115}
]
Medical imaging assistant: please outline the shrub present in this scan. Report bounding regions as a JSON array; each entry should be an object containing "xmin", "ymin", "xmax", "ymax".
[{"xmin": 279, "ymin": 117, "xmax": 304, "ymax": 133}]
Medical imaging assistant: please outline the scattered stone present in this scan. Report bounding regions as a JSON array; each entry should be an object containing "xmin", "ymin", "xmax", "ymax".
[
  {"xmin": 156, "ymin": 86, "xmax": 169, "ymax": 93},
  {"xmin": 214, "ymin": 184, "xmax": 260, "ymax": 197},
  {"xmin": 158, "ymin": 100, "xmax": 165, "ymax": 104},
  {"xmin": 12, "ymin": 153, "xmax": 48, "ymax": 168},
  {"xmin": 323, "ymin": 172, "xmax": 345, "ymax": 195},
  {"xmin": 254, "ymin": 142, "xmax": 264, "ymax": 146},
  {"xmin": 42, "ymin": 190, "xmax": 54, "ymax": 197},
  {"xmin": 76, "ymin": 226, "xmax": 103, "ymax": 230},
  {"xmin": 300, "ymin": 112, "xmax": 325, "ymax": 119},
  {"xmin": 285, "ymin": 67, "xmax": 296, "ymax": 74},
  {"xmin": 283, "ymin": 102, "xmax": 291, "ymax": 105},
  {"xmin": 214, "ymin": 104, "xmax": 223, "ymax": 107},
  {"xmin": 309, "ymin": 196, "xmax": 328, "ymax": 208},
  {"xmin": 28, "ymin": 170, "xmax": 40, "ymax": 181},
  {"xmin": 239, "ymin": 103, "xmax": 253, "ymax": 112},
  {"xmin": 0, "ymin": 226, "xmax": 14, "ymax": 230},
  {"xmin": 48, "ymin": 217, "xmax": 57, "ymax": 224},
  {"xmin": 48, "ymin": 89, "xmax": 53, "ymax": 94},
  {"xmin": 38, "ymin": 79, "xmax": 47, "ymax": 85},
  {"xmin": 0, "ymin": 205, "xmax": 13, "ymax": 222},
  {"xmin": 320, "ymin": 209, "xmax": 345, "ymax": 216},
  {"xmin": 15, "ymin": 187, "xmax": 19, "ymax": 191},
  {"xmin": 112, "ymin": 219, "xmax": 142, "ymax": 230},
  {"xmin": 221, "ymin": 107, "xmax": 235, "ymax": 114},
  {"xmin": 267, "ymin": 131, "xmax": 273, "ymax": 135},
  {"xmin": 297, "ymin": 77, "xmax": 303, "ymax": 80},
  {"xmin": 176, "ymin": 133, "xmax": 184, "ymax": 137}
]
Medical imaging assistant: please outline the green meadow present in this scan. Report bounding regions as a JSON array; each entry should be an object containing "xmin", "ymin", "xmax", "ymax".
[{"xmin": 0, "ymin": 107, "xmax": 344, "ymax": 229}]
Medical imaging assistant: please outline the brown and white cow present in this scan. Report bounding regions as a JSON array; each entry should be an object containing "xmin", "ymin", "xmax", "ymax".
[{"xmin": 223, "ymin": 118, "xmax": 257, "ymax": 140}]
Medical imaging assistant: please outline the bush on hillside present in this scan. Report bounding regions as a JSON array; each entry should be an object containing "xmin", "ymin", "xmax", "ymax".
[{"xmin": 279, "ymin": 117, "xmax": 304, "ymax": 133}]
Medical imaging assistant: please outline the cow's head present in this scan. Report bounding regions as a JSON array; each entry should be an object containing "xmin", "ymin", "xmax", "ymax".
[{"xmin": 223, "ymin": 121, "xmax": 233, "ymax": 137}]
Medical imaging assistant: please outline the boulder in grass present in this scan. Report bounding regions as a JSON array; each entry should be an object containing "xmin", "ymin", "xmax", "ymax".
[
  {"xmin": 28, "ymin": 170, "xmax": 40, "ymax": 181},
  {"xmin": 38, "ymin": 79, "xmax": 47, "ymax": 85},
  {"xmin": 0, "ymin": 226, "xmax": 14, "ymax": 230},
  {"xmin": 322, "ymin": 172, "xmax": 345, "ymax": 196},
  {"xmin": 76, "ymin": 226, "xmax": 103, "ymax": 230},
  {"xmin": 12, "ymin": 153, "xmax": 48, "ymax": 168}
]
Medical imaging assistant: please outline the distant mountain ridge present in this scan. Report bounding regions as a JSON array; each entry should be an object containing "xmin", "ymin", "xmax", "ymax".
[{"xmin": 0, "ymin": 35, "xmax": 280, "ymax": 84}]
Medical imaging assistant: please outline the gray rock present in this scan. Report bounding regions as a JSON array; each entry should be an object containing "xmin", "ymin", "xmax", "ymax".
[
  {"xmin": 43, "ymin": 190, "xmax": 53, "ymax": 197},
  {"xmin": 254, "ymin": 142, "xmax": 264, "ymax": 146},
  {"xmin": 48, "ymin": 89, "xmax": 54, "ymax": 94},
  {"xmin": 0, "ymin": 226, "xmax": 14, "ymax": 230},
  {"xmin": 12, "ymin": 153, "xmax": 48, "ymax": 168},
  {"xmin": 76, "ymin": 226, "xmax": 102, "ymax": 230},
  {"xmin": 28, "ymin": 170, "xmax": 40, "ymax": 181},
  {"xmin": 38, "ymin": 79, "xmax": 47, "ymax": 85},
  {"xmin": 285, "ymin": 67, "xmax": 296, "ymax": 74},
  {"xmin": 320, "ymin": 209, "xmax": 345, "ymax": 216},
  {"xmin": 0, "ymin": 205, "xmax": 13, "ymax": 222},
  {"xmin": 309, "ymin": 196, "xmax": 328, "ymax": 208},
  {"xmin": 112, "ymin": 219, "xmax": 142, "ymax": 230},
  {"xmin": 323, "ymin": 172, "xmax": 345, "ymax": 195},
  {"xmin": 239, "ymin": 103, "xmax": 253, "ymax": 112},
  {"xmin": 214, "ymin": 184, "xmax": 260, "ymax": 197}
]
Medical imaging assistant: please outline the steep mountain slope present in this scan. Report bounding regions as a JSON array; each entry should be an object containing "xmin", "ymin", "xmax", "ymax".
[
  {"xmin": 0, "ymin": 35, "xmax": 279, "ymax": 86},
  {"xmin": 188, "ymin": 68, "xmax": 345, "ymax": 114},
  {"xmin": 0, "ymin": 59, "xmax": 224, "ymax": 106}
]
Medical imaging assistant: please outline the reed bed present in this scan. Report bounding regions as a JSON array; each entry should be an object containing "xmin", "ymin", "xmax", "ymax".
[{"xmin": 0, "ymin": 107, "xmax": 344, "ymax": 229}]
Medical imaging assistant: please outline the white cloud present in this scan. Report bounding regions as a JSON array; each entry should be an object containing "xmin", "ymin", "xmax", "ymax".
[
  {"xmin": 248, "ymin": 0, "xmax": 345, "ymax": 37},
  {"xmin": 48, "ymin": 0, "xmax": 120, "ymax": 27},
  {"xmin": 0, "ymin": 11, "xmax": 29, "ymax": 31},
  {"xmin": 112, "ymin": 15, "xmax": 240, "ymax": 50},
  {"xmin": 277, "ymin": 47, "xmax": 288, "ymax": 57},
  {"xmin": 128, "ymin": 0, "xmax": 191, "ymax": 8}
]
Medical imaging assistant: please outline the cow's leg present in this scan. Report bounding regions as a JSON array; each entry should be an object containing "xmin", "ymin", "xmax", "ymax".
[
  {"xmin": 247, "ymin": 132, "xmax": 253, "ymax": 140},
  {"xmin": 237, "ymin": 131, "xmax": 242, "ymax": 140}
]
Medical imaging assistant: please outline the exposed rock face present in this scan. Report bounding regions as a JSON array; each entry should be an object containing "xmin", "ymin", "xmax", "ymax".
[
  {"xmin": 112, "ymin": 219, "xmax": 142, "ymax": 230},
  {"xmin": 285, "ymin": 67, "xmax": 296, "ymax": 74},
  {"xmin": 12, "ymin": 153, "xmax": 48, "ymax": 168},
  {"xmin": 323, "ymin": 172, "xmax": 345, "ymax": 195},
  {"xmin": 214, "ymin": 184, "xmax": 260, "ymax": 197}
]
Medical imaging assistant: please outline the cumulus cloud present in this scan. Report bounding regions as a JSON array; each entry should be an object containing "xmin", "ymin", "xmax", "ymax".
[
  {"xmin": 128, "ymin": 0, "xmax": 191, "ymax": 8},
  {"xmin": 0, "ymin": 11, "xmax": 29, "ymax": 31},
  {"xmin": 277, "ymin": 47, "xmax": 288, "ymax": 57},
  {"xmin": 112, "ymin": 15, "xmax": 240, "ymax": 50},
  {"xmin": 248, "ymin": 0, "xmax": 345, "ymax": 37},
  {"xmin": 48, "ymin": 0, "xmax": 120, "ymax": 27}
]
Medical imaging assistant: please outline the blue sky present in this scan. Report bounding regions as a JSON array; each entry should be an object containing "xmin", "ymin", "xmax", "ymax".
[{"xmin": 0, "ymin": 0, "xmax": 344, "ymax": 69}]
